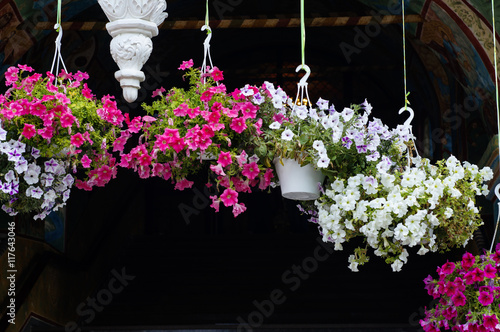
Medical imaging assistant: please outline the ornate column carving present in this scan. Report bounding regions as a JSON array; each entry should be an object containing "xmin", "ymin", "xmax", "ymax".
[{"xmin": 98, "ymin": 0, "xmax": 168, "ymax": 102}]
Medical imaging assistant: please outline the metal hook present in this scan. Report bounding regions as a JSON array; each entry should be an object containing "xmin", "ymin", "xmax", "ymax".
[
  {"xmin": 398, "ymin": 106, "xmax": 414, "ymax": 127},
  {"xmin": 495, "ymin": 183, "xmax": 500, "ymax": 202},
  {"xmin": 296, "ymin": 64, "xmax": 311, "ymax": 87}
]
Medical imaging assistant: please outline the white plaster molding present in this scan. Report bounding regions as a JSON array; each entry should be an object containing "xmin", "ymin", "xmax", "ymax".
[{"xmin": 98, "ymin": 0, "xmax": 168, "ymax": 102}]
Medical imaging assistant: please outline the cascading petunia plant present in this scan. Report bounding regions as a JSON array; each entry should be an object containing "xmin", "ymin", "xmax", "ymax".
[
  {"xmin": 0, "ymin": 64, "xmax": 136, "ymax": 219},
  {"xmin": 117, "ymin": 60, "xmax": 278, "ymax": 217},
  {"xmin": 420, "ymin": 248, "xmax": 500, "ymax": 331},
  {"xmin": 295, "ymin": 101, "xmax": 493, "ymax": 272}
]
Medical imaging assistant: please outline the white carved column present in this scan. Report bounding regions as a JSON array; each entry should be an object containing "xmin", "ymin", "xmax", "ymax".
[{"xmin": 98, "ymin": 0, "xmax": 168, "ymax": 103}]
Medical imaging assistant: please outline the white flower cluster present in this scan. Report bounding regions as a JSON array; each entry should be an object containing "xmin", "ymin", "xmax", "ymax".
[
  {"xmin": 0, "ymin": 127, "xmax": 74, "ymax": 219},
  {"xmin": 314, "ymin": 155, "xmax": 493, "ymax": 272},
  {"xmin": 264, "ymin": 93, "xmax": 411, "ymax": 170}
]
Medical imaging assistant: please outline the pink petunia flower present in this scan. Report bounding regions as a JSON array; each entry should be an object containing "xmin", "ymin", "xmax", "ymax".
[
  {"xmin": 173, "ymin": 103, "xmax": 189, "ymax": 117},
  {"xmin": 21, "ymin": 123, "xmax": 36, "ymax": 139},
  {"xmin": 70, "ymin": 133, "xmax": 85, "ymax": 147},
  {"xmin": 232, "ymin": 202, "xmax": 247, "ymax": 217},
  {"xmin": 220, "ymin": 188, "xmax": 238, "ymax": 207},
  {"xmin": 210, "ymin": 195, "xmax": 220, "ymax": 212},
  {"xmin": 230, "ymin": 117, "xmax": 247, "ymax": 134},
  {"xmin": 60, "ymin": 112, "xmax": 76, "ymax": 128},
  {"xmin": 175, "ymin": 178, "xmax": 194, "ymax": 191},
  {"xmin": 210, "ymin": 66, "xmax": 224, "ymax": 81},
  {"xmin": 38, "ymin": 126, "xmax": 54, "ymax": 140},
  {"xmin": 152, "ymin": 87, "xmax": 166, "ymax": 98},
  {"xmin": 217, "ymin": 151, "xmax": 232, "ymax": 167},
  {"xmin": 81, "ymin": 154, "xmax": 92, "ymax": 168},
  {"xmin": 178, "ymin": 59, "xmax": 194, "ymax": 70},
  {"xmin": 242, "ymin": 162, "xmax": 260, "ymax": 180}
]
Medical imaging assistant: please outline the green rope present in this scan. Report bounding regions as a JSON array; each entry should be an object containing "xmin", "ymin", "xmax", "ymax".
[
  {"xmin": 402, "ymin": 0, "xmax": 409, "ymax": 109},
  {"xmin": 491, "ymin": 0, "xmax": 500, "ymax": 252},
  {"xmin": 205, "ymin": 0, "xmax": 209, "ymax": 27},
  {"xmin": 301, "ymin": 0, "xmax": 305, "ymax": 67},
  {"xmin": 56, "ymin": 0, "xmax": 62, "ymax": 31}
]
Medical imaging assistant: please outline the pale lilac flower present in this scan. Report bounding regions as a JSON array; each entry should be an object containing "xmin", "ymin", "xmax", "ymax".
[
  {"xmin": 62, "ymin": 174, "xmax": 74, "ymax": 188},
  {"xmin": 14, "ymin": 159, "xmax": 28, "ymax": 174},
  {"xmin": 361, "ymin": 99, "xmax": 373, "ymax": 114},
  {"xmin": 9, "ymin": 140, "xmax": 26, "ymax": 153},
  {"xmin": 366, "ymin": 151, "xmax": 380, "ymax": 161},
  {"xmin": 316, "ymin": 98, "xmax": 329, "ymax": 111},
  {"xmin": 0, "ymin": 127, "xmax": 6, "ymax": 141},
  {"xmin": 248, "ymin": 154, "xmax": 260, "ymax": 163},
  {"xmin": 356, "ymin": 145, "xmax": 368, "ymax": 153},
  {"xmin": 342, "ymin": 137, "xmax": 353, "ymax": 149},
  {"xmin": 341, "ymin": 107, "xmax": 354, "ymax": 121},
  {"xmin": 41, "ymin": 173, "xmax": 55, "ymax": 187},
  {"xmin": 9, "ymin": 181, "xmax": 19, "ymax": 195},
  {"xmin": 7, "ymin": 149, "xmax": 22, "ymax": 162},
  {"xmin": 31, "ymin": 186, "xmax": 44, "ymax": 199},
  {"xmin": 252, "ymin": 93, "xmax": 264, "ymax": 105},
  {"xmin": 5, "ymin": 170, "xmax": 15, "ymax": 183},
  {"xmin": 31, "ymin": 147, "xmax": 40, "ymax": 159},
  {"xmin": 295, "ymin": 105, "xmax": 308, "ymax": 120},
  {"xmin": 24, "ymin": 170, "xmax": 39, "ymax": 185},
  {"xmin": 240, "ymin": 84, "xmax": 255, "ymax": 96},
  {"xmin": 63, "ymin": 189, "xmax": 71, "ymax": 202},
  {"xmin": 44, "ymin": 159, "xmax": 59, "ymax": 173}
]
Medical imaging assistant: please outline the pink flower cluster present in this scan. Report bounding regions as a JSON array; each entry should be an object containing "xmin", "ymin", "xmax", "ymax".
[
  {"xmin": 118, "ymin": 60, "xmax": 275, "ymax": 217},
  {"xmin": 0, "ymin": 64, "xmax": 131, "ymax": 193},
  {"xmin": 421, "ymin": 249, "xmax": 500, "ymax": 331}
]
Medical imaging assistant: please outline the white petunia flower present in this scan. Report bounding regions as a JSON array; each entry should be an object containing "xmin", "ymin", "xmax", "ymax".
[{"xmin": 281, "ymin": 129, "xmax": 294, "ymax": 141}]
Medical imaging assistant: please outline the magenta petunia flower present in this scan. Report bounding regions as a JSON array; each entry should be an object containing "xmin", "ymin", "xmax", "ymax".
[
  {"xmin": 462, "ymin": 252, "xmax": 475, "ymax": 271},
  {"xmin": 178, "ymin": 59, "xmax": 194, "ymax": 70},
  {"xmin": 478, "ymin": 291, "xmax": 494, "ymax": 306},
  {"xmin": 483, "ymin": 314, "xmax": 499, "ymax": 330},
  {"xmin": 451, "ymin": 291, "xmax": 466, "ymax": 306},
  {"xmin": 230, "ymin": 117, "xmax": 247, "ymax": 134},
  {"xmin": 81, "ymin": 154, "xmax": 92, "ymax": 168},
  {"xmin": 210, "ymin": 66, "xmax": 224, "ymax": 81},
  {"xmin": 217, "ymin": 151, "xmax": 232, "ymax": 167},
  {"xmin": 22, "ymin": 123, "xmax": 36, "ymax": 139},
  {"xmin": 220, "ymin": 188, "xmax": 238, "ymax": 207},
  {"xmin": 70, "ymin": 133, "xmax": 85, "ymax": 147},
  {"xmin": 242, "ymin": 162, "xmax": 260, "ymax": 180},
  {"xmin": 441, "ymin": 261, "xmax": 456, "ymax": 276},
  {"xmin": 484, "ymin": 264, "xmax": 497, "ymax": 279},
  {"xmin": 232, "ymin": 202, "xmax": 246, "ymax": 217}
]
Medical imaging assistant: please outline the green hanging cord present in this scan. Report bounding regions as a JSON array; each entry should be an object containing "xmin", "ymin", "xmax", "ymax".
[
  {"xmin": 205, "ymin": 0, "xmax": 210, "ymax": 33},
  {"xmin": 490, "ymin": 0, "xmax": 500, "ymax": 252},
  {"xmin": 300, "ymin": 0, "xmax": 305, "ymax": 68},
  {"xmin": 56, "ymin": 0, "xmax": 62, "ymax": 31},
  {"xmin": 402, "ymin": 0, "xmax": 409, "ymax": 109}
]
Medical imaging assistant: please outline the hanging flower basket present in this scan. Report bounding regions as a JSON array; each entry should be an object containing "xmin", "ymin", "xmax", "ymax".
[
  {"xmin": 420, "ymin": 248, "xmax": 500, "ymax": 331},
  {"xmin": 0, "ymin": 64, "xmax": 133, "ymax": 219},
  {"xmin": 274, "ymin": 157, "xmax": 325, "ymax": 200}
]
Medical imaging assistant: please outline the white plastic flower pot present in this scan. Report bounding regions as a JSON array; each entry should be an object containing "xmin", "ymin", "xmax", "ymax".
[{"xmin": 274, "ymin": 158, "xmax": 325, "ymax": 200}]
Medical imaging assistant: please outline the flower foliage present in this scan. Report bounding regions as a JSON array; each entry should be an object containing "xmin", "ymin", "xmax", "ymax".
[
  {"xmin": 118, "ymin": 61, "xmax": 277, "ymax": 216},
  {"xmin": 421, "ymin": 249, "xmax": 500, "ymax": 331},
  {"xmin": 0, "ymin": 64, "xmax": 128, "ymax": 219}
]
